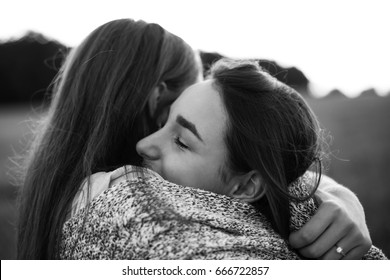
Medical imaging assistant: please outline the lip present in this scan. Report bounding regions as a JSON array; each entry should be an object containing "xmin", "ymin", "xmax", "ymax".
[
  {"xmin": 142, "ymin": 159, "xmax": 159, "ymax": 174},
  {"xmin": 142, "ymin": 160, "xmax": 167, "ymax": 180},
  {"xmin": 142, "ymin": 159, "xmax": 152, "ymax": 169}
]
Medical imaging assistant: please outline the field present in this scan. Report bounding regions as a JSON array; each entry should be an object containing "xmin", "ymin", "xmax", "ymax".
[
  {"xmin": 0, "ymin": 95, "xmax": 389, "ymax": 259},
  {"xmin": 0, "ymin": 106, "xmax": 35, "ymax": 259},
  {"xmin": 307, "ymin": 95, "xmax": 390, "ymax": 257}
]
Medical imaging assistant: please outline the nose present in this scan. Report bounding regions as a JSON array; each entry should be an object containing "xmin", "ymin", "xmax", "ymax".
[{"xmin": 136, "ymin": 133, "xmax": 161, "ymax": 161}]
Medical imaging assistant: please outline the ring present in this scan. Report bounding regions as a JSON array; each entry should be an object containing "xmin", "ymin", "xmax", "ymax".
[{"xmin": 335, "ymin": 245, "xmax": 346, "ymax": 257}]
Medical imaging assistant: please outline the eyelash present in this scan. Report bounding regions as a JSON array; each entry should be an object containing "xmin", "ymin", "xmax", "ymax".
[{"xmin": 174, "ymin": 136, "xmax": 189, "ymax": 150}]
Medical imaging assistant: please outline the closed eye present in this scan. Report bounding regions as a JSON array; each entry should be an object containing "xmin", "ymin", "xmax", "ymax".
[{"xmin": 174, "ymin": 136, "xmax": 189, "ymax": 150}]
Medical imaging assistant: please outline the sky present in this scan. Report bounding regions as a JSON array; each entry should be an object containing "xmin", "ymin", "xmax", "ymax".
[{"xmin": 1, "ymin": 0, "xmax": 389, "ymax": 97}]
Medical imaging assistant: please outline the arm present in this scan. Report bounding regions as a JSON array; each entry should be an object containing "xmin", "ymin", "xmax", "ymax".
[{"xmin": 289, "ymin": 173, "xmax": 372, "ymax": 259}]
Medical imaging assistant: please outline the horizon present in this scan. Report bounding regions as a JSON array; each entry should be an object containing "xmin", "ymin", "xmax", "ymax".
[{"xmin": 1, "ymin": 0, "xmax": 389, "ymax": 97}]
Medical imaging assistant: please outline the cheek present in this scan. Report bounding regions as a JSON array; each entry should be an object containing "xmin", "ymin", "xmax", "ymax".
[{"xmin": 162, "ymin": 155, "xmax": 225, "ymax": 194}]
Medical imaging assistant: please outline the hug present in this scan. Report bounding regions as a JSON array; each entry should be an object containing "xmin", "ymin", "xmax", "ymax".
[{"xmin": 17, "ymin": 19, "xmax": 387, "ymax": 260}]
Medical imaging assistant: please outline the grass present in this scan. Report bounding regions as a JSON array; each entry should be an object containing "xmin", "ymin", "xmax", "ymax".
[
  {"xmin": 0, "ymin": 185, "xmax": 17, "ymax": 259},
  {"xmin": 307, "ymin": 95, "xmax": 390, "ymax": 257}
]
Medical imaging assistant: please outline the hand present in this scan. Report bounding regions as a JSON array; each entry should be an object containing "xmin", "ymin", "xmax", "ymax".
[{"xmin": 289, "ymin": 176, "xmax": 372, "ymax": 259}]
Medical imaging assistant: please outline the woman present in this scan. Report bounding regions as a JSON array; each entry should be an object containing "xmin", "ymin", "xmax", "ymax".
[
  {"xmin": 17, "ymin": 18, "xmax": 200, "ymax": 259},
  {"xmin": 135, "ymin": 60, "xmax": 386, "ymax": 259},
  {"xmin": 18, "ymin": 19, "xmax": 373, "ymax": 259},
  {"xmin": 64, "ymin": 60, "xmax": 385, "ymax": 259}
]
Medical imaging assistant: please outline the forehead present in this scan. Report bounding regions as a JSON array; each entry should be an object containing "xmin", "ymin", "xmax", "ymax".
[{"xmin": 171, "ymin": 80, "xmax": 227, "ymax": 143}]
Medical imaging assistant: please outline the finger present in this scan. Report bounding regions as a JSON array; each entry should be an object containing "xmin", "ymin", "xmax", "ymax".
[
  {"xmin": 342, "ymin": 245, "xmax": 367, "ymax": 260},
  {"xmin": 320, "ymin": 236, "xmax": 351, "ymax": 260},
  {"xmin": 298, "ymin": 222, "xmax": 347, "ymax": 259},
  {"xmin": 320, "ymin": 246, "xmax": 344, "ymax": 260},
  {"xmin": 342, "ymin": 233, "xmax": 371, "ymax": 260},
  {"xmin": 320, "ymin": 227, "xmax": 367, "ymax": 260},
  {"xmin": 289, "ymin": 202, "xmax": 334, "ymax": 249},
  {"xmin": 320, "ymin": 225, "xmax": 371, "ymax": 260}
]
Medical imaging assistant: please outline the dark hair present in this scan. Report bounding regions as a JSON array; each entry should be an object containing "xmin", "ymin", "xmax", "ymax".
[
  {"xmin": 210, "ymin": 59, "xmax": 324, "ymax": 239},
  {"xmin": 17, "ymin": 19, "xmax": 200, "ymax": 259}
]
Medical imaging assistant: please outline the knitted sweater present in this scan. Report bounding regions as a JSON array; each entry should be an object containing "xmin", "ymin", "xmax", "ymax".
[{"xmin": 60, "ymin": 166, "xmax": 387, "ymax": 260}]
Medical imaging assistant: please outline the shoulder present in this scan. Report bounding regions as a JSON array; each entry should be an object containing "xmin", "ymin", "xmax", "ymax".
[
  {"xmin": 70, "ymin": 165, "xmax": 162, "ymax": 216},
  {"xmin": 61, "ymin": 167, "xmax": 300, "ymax": 259}
]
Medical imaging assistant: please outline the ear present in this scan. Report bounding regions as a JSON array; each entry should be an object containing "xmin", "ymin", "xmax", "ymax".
[
  {"xmin": 228, "ymin": 171, "xmax": 266, "ymax": 203},
  {"xmin": 148, "ymin": 82, "xmax": 168, "ymax": 118}
]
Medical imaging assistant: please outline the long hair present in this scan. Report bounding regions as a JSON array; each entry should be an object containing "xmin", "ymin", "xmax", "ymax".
[
  {"xmin": 210, "ymin": 59, "xmax": 324, "ymax": 239},
  {"xmin": 17, "ymin": 19, "xmax": 200, "ymax": 259}
]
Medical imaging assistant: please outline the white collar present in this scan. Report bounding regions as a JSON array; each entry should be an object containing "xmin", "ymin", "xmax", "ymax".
[{"xmin": 71, "ymin": 165, "xmax": 161, "ymax": 217}]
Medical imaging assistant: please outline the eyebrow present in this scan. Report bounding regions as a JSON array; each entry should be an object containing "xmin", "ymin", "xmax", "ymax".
[{"xmin": 176, "ymin": 115, "xmax": 204, "ymax": 142}]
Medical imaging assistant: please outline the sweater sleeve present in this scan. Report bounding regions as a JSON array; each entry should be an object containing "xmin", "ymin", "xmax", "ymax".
[
  {"xmin": 287, "ymin": 174, "xmax": 388, "ymax": 260},
  {"xmin": 362, "ymin": 246, "xmax": 388, "ymax": 260}
]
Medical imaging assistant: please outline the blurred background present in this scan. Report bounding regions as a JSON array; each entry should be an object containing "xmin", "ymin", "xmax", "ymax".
[{"xmin": 1, "ymin": 0, "xmax": 389, "ymax": 259}]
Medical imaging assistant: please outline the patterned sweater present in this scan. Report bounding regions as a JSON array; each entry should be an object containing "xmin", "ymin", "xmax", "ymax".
[{"xmin": 60, "ymin": 166, "xmax": 387, "ymax": 260}]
